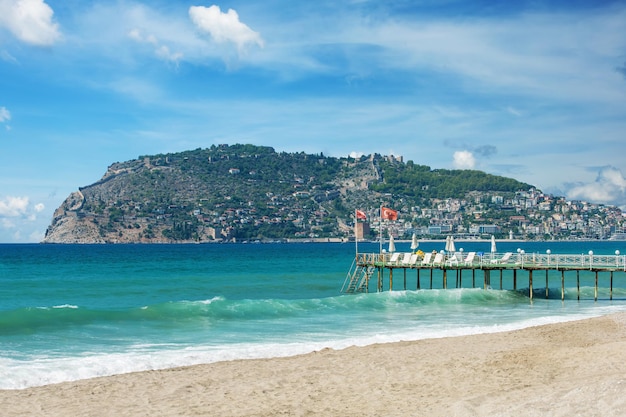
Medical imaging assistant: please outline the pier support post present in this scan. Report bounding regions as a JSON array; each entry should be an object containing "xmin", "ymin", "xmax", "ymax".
[
  {"xmin": 546, "ymin": 270, "xmax": 549, "ymax": 299},
  {"xmin": 611, "ymin": 271, "xmax": 614, "ymax": 300},
  {"xmin": 377, "ymin": 267, "xmax": 382, "ymax": 293},
  {"xmin": 513, "ymin": 269, "xmax": 517, "ymax": 290},
  {"xmin": 472, "ymin": 269, "xmax": 476, "ymax": 288},
  {"xmin": 430, "ymin": 269, "xmax": 433, "ymax": 289},
  {"xmin": 561, "ymin": 270, "xmax": 565, "ymax": 301},
  {"xmin": 529, "ymin": 270, "xmax": 533, "ymax": 300},
  {"xmin": 389, "ymin": 268, "xmax": 393, "ymax": 292},
  {"xmin": 403, "ymin": 269, "xmax": 407, "ymax": 291},
  {"xmin": 594, "ymin": 271, "xmax": 598, "ymax": 302},
  {"xmin": 417, "ymin": 269, "xmax": 420, "ymax": 290},
  {"xmin": 443, "ymin": 269, "xmax": 447, "ymax": 289},
  {"xmin": 577, "ymin": 270, "xmax": 580, "ymax": 301},
  {"xmin": 484, "ymin": 270, "xmax": 490, "ymax": 290}
]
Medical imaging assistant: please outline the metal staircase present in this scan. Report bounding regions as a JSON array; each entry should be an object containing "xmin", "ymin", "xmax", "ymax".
[{"xmin": 341, "ymin": 259, "xmax": 375, "ymax": 294}]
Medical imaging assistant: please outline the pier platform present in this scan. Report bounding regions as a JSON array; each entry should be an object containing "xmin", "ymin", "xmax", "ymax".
[{"xmin": 342, "ymin": 251, "xmax": 626, "ymax": 301}]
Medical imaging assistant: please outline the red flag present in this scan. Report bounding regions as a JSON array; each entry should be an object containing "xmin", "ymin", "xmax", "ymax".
[
  {"xmin": 356, "ymin": 209, "xmax": 367, "ymax": 220},
  {"xmin": 381, "ymin": 206, "xmax": 398, "ymax": 221}
]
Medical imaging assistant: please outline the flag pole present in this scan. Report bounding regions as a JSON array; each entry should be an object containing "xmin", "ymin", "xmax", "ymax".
[
  {"xmin": 354, "ymin": 209, "xmax": 358, "ymax": 257},
  {"xmin": 379, "ymin": 205, "xmax": 383, "ymax": 254}
]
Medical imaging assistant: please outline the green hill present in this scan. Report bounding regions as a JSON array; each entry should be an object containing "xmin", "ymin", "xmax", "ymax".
[{"xmin": 43, "ymin": 144, "xmax": 533, "ymax": 243}]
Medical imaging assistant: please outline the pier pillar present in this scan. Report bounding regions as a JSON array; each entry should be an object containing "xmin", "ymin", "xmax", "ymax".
[
  {"xmin": 546, "ymin": 270, "xmax": 549, "ymax": 299},
  {"xmin": 389, "ymin": 268, "xmax": 393, "ymax": 292},
  {"xmin": 513, "ymin": 269, "xmax": 517, "ymax": 290},
  {"xmin": 529, "ymin": 270, "xmax": 533, "ymax": 300},
  {"xmin": 577, "ymin": 271, "xmax": 580, "ymax": 301},
  {"xmin": 594, "ymin": 271, "xmax": 598, "ymax": 302},
  {"xmin": 403, "ymin": 269, "xmax": 407, "ymax": 291},
  {"xmin": 611, "ymin": 271, "xmax": 614, "ymax": 300},
  {"xmin": 377, "ymin": 267, "xmax": 382, "ymax": 292},
  {"xmin": 484, "ymin": 270, "xmax": 490, "ymax": 290},
  {"xmin": 561, "ymin": 270, "xmax": 565, "ymax": 301},
  {"xmin": 443, "ymin": 269, "xmax": 447, "ymax": 289},
  {"xmin": 416, "ymin": 269, "xmax": 420, "ymax": 290}
]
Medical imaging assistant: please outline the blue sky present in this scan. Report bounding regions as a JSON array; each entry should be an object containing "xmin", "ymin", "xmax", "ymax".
[{"xmin": 1, "ymin": 0, "xmax": 625, "ymax": 242}]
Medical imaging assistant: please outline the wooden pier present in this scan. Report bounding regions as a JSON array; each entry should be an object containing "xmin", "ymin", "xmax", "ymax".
[{"xmin": 342, "ymin": 251, "xmax": 626, "ymax": 301}]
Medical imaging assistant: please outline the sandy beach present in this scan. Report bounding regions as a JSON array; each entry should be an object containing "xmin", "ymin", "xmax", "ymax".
[{"xmin": 3, "ymin": 313, "xmax": 626, "ymax": 417}]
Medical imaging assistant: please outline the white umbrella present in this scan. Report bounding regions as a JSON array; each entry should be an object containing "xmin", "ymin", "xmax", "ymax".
[
  {"xmin": 449, "ymin": 236, "xmax": 456, "ymax": 253},
  {"xmin": 490, "ymin": 235, "xmax": 497, "ymax": 253},
  {"xmin": 445, "ymin": 235, "xmax": 451, "ymax": 252},
  {"xmin": 410, "ymin": 233, "xmax": 419, "ymax": 251},
  {"xmin": 388, "ymin": 234, "xmax": 396, "ymax": 253}
]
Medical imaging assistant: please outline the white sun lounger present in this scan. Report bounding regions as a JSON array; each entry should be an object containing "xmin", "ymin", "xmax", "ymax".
[
  {"xmin": 463, "ymin": 252, "xmax": 476, "ymax": 265},
  {"xmin": 432, "ymin": 253, "xmax": 444, "ymax": 266},
  {"xmin": 491, "ymin": 252, "xmax": 513, "ymax": 264},
  {"xmin": 389, "ymin": 252, "xmax": 401, "ymax": 265}
]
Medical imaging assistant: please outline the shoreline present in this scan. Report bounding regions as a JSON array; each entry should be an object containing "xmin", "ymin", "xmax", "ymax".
[
  {"xmin": 4, "ymin": 313, "xmax": 626, "ymax": 416},
  {"xmin": 32, "ymin": 236, "xmax": 625, "ymax": 245}
]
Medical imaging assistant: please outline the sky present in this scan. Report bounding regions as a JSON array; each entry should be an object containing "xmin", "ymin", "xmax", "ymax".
[{"xmin": 1, "ymin": 0, "xmax": 625, "ymax": 243}]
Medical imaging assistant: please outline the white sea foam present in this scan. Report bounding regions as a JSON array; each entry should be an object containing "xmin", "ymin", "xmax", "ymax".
[{"xmin": 3, "ymin": 306, "xmax": 626, "ymax": 390}]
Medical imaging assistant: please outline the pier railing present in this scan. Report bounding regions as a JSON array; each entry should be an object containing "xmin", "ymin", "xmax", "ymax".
[
  {"xmin": 345, "ymin": 251, "xmax": 626, "ymax": 298},
  {"xmin": 356, "ymin": 252, "xmax": 626, "ymax": 271}
]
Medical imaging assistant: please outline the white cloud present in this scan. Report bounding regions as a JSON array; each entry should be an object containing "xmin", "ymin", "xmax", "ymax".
[
  {"xmin": 349, "ymin": 151, "xmax": 364, "ymax": 158},
  {"xmin": 0, "ymin": 50, "xmax": 18, "ymax": 64},
  {"xmin": 34, "ymin": 202, "xmax": 45, "ymax": 212},
  {"xmin": 453, "ymin": 150, "xmax": 476, "ymax": 170},
  {"xmin": 128, "ymin": 28, "xmax": 183, "ymax": 64},
  {"xmin": 1, "ymin": 218, "xmax": 15, "ymax": 229},
  {"xmin": 0, "ymin": 106, "xmax": 10, "ymax": 123},
  {"xmin": 506, "ymin": 106, "xmax": 522, "ymax": 117},
  {"xmin": 29, "ymin": 229, "xmax": 45, "ymax": 242},
  {"xmin": 189, "ymin": 5, "xmax": 264, "ymax": 52},
  {"xmin": 566, "ymin": 166, "xmax": 626, "ymax": 207},
  {"xmin": 0, "ymin": 196, "xmax": 29, "ymax": 217},
  {"xmin": 0, "ymin": 0, "xmax": 60, "ymax": 46},
  {"xmin": 330, "ymin": 7, "xmax": 626, "ymax": 106},
  {"xmin": 155, "ymin": 45, "xmax": 183, "ymax": 63}
]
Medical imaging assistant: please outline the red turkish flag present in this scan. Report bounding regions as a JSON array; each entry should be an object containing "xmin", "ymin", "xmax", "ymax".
[
  {"xmin": 381, "ymin": 207, "xmax": 398, "ymax": 221},
  {"xmin": 356, "ymin": 209, "xmax": 367, "ymax": 220}
]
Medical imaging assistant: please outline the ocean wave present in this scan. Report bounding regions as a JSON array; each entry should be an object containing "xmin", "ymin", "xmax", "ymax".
[
  {"xmin": 4, "ymin": 305, "xmax": 626, "ymax": 390},
  {"xmin": 3, "ymin": 287, "xmax": 623, "ymax": 336}
]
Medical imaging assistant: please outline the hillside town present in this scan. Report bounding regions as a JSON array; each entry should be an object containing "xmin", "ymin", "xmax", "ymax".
[
  {"xmin": 357, "ymin": 188, "xmax": 625, "ymax": 242},
  {"xmin": 200, "ymin": 187, "xmax": 625, "ymax": 243}
]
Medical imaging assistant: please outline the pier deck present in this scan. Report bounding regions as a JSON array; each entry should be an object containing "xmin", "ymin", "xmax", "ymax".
[{"xmin": 342, "ymin": 251, "xmax": 626, "ymax": 300}]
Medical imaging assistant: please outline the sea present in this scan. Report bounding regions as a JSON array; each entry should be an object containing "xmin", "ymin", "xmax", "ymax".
[{"xmin": 1, "ymin": 240, "xmax": 626, "ymax": 390}]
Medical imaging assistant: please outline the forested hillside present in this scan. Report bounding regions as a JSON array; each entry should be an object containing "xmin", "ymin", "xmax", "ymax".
[{"xmin": 372, "ymin": 161, "xmax": 528, "ymax": 199}]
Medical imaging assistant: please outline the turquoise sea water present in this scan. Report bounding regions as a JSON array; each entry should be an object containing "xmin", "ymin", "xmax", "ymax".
[{"xmin": 1, "ymin": 241, "xmax": 626, "ymax": 389}]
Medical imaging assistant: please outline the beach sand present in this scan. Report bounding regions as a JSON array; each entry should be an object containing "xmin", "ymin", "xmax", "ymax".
[{"xmin": 4, "ymin": 314, "xmax": 626, "ymax": 417}]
